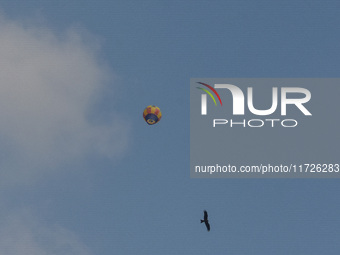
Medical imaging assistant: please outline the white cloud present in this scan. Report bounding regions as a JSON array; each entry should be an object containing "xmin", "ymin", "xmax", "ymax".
[
  {"xmin": 0, "ymin": 16, "xmax": 129, "ymax": 185},
  {"xmin": 0, "ymin": 210, "xmax": 93, "ymax": 255}
]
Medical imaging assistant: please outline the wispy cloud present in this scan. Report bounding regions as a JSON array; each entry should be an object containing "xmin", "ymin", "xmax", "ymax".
[
  {"xmin": 0, "ymin": 15, "xmax": 130, "ymax": 185},
  {"xmin": 0, "ymin": 210, "xmax": 93, "ymax": 255}
]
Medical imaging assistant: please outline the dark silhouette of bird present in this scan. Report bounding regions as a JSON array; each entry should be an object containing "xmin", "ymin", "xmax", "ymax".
[{"xmin": 200, "ymin": 210, "xmax": 210, "ymax": 231}]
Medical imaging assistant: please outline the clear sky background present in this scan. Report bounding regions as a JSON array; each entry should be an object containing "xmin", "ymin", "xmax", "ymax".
[{"xmin": 0, "ymin": 1, "xmax": 339, "ymax": 254}]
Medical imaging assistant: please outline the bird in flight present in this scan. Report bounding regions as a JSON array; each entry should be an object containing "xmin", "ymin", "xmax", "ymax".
[{"xmin": 200, "ymin": 210, "xmax": 210, "ymax": 231}]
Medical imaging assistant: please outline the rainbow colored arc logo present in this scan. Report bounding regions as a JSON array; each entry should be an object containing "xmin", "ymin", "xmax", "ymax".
[{"xmin": 196, "ymin": 82, "xmax": 223, "ymax": 106}]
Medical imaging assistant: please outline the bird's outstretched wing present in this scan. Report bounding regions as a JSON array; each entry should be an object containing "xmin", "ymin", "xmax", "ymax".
[
  {"xmin": 204, "ymin": 210, "xmax": 208, "ymax": 221},
  {"xmin": 205, "ymin": 221, "xmax": 210, "ymax": 231}
]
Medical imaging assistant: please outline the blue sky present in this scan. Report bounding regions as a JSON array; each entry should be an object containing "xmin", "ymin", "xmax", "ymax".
[{"xmin": 0, "ymin": 1, "xmax": 339, "ymax": 254}]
